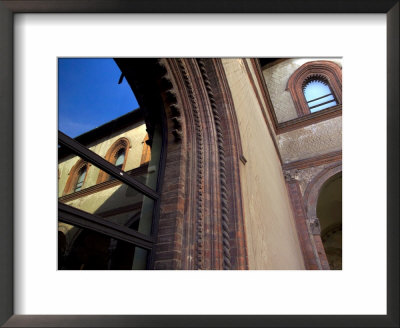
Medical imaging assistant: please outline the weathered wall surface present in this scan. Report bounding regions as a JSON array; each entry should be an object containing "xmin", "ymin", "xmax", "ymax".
[
  {"xmin": 278, "ymin": 116, "xmax": 342, "ymax": 164},
  {"xmin": 222, "ymin": 58, "xmax": 305, "ymax": 269},
  {"xmin": 263, "ymin": 58, "xmax": 342, "ymax": 123}
]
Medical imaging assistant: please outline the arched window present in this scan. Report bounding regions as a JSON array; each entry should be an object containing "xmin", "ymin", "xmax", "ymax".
[
  {"xmin": 63, "ymin": 159, "xmax": 90, "ymax": 195},
  {"xmin": 114, "ymin": 148, "xmax": 125, "ymax": 169},
  {"xmin": 97, "ymin": 137, "xmax": 130, "ymax": 183},
  {"xmin": 74, "ymin": 166, "xmax": 87, "ymax": 191},
  {"xmin": 287, "ymin": 60, "xmax": 342, "ymax": 116},
  {"xmin": 303, "ymin": 77, "xmax": 337, "ymax": 113}
]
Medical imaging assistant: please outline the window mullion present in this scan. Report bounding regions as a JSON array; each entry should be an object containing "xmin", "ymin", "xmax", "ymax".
[
  {"xmin": 308, "ymin": 99, "xmax": 337, "ymax": 110},
  {"xmin": 307, "ymin": 93, "xmax": 333, "ymax": 104}
]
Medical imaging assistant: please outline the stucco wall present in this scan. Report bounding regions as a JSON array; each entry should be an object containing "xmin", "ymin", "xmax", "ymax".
[
  {"xmin": 222, "ymin": 58, "xmax": 305, "ymax": 269},
  {"xmin": 263, "ymin": 58, "xmax": 342, "ymax": 123}
]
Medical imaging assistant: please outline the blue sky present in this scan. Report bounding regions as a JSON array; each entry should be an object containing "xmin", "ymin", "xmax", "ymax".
[{"xmin": 58, "ymin": 58, "xmax": 138, "ymax": 138}]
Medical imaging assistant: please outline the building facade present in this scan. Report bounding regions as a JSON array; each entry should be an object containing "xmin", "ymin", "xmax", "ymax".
[{"xmin": 58, "ymin": 58, "xmax": 342, "ymax": 270}]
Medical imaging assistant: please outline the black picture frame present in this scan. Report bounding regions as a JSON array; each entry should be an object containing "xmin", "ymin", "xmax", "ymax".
[{"xmin": 0, "ymin": 1, "xmax": 398, "ymax": 327}]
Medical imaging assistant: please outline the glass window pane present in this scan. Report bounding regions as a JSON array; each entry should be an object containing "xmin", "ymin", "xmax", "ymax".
[
  {"xmin": 115, "ymin": 149, "xmax": 125, "ymax": 167},
  {"xmin": 310, "ymin": 100, "xmax": 338, "ymax": 113},
  {"xmin": 58, "ymin": 154, "xmax": 155, "ymax": 236},
  {"xmin": 304, "ymin": 80, "xmax": 337, "ymax": 112},
  {"xmin": 58, "ymin": 222, "xmax": 149, "ymax": 270},
  {"xmin": 304, "ymin": 80, "xmax": 331, "ymax": 102},
  {"xmin": 74, "ymin": 167, "xmax": 86, "ymax": 192}
]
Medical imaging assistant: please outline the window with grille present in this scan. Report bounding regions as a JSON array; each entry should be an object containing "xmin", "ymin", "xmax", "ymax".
[
  {"xmin": 303, "ymin": 78, "xmax": 338, "ymax": 113},
  {"xmin": 286, "ymin": 60, "xmax": 342, "ymax": 117}
]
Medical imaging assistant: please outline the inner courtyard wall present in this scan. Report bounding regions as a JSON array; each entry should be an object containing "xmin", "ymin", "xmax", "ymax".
[
  {"xmin": 222, "ymin": 58, "xmax": 305, "ymax": 269},
  {"xmin": 262, "ymin": 58, "xmax": 342, "ymax": 123}
]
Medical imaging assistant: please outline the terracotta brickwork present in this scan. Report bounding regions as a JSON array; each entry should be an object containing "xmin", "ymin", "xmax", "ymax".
[{"xmin": 151, "ymin": 58, "xmax": 248, "ymax": 269}]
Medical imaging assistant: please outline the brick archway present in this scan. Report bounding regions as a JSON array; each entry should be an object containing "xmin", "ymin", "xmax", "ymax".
[{"xmin": 303, "ymin": 163, "xmax": 342, "ymax": 270}]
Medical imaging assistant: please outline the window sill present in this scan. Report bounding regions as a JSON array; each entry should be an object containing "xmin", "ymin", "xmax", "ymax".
[{"xmin": 276, "ymin": 104, "xmax": 342, "ymax": 134}]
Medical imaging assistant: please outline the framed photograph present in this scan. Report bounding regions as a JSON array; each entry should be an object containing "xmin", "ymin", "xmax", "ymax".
[{"xmin": 1, "ymin": 1, "xmax": 398, "ymax": 327}]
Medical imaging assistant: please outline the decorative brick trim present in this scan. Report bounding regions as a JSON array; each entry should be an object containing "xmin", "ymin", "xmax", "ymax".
[
  {"xmin": 287, "ymin": 60, "xmax": 342, "ymax": 117},
  {"xmin": 285, "ymin": 176, "xmax": 320, "ymax": 270},
  {"xmin": 152, "ymin": 59, "xmax": 248, "ymax": 270},
  {"xmin": 177, "ymin": 58, "xmax": 205, "ymax": 270},
  {"xmin": 96, "ymin": 137, "xmax": 130, "ymax": 184},
  {"xmin": 207, "ymin": 59, "xmax": 248, "ymax": 270},
  {"xmin": 198, "ymin": 58, "xmax": 231, "ymax": 270},
  {"xmin": 63, "ymin": 159, "xmax": 90, "ymax": 196},
  {"xmin": 282, "ymin": 150, "xmax": 342, "ymax": 171},
  {"xmin": 153, "ymin": 59, "xmax": 188, "ymax": 269},
  {"xmin": 303, "ymin": 163, "xmax": 342, "ymax": 270},
  {"xmin": 254, "ymin": 59, "xmax": 342, "ymax": 133}
]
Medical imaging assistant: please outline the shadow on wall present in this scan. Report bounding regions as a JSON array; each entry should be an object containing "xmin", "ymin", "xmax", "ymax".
[{"xmin": 317, "ymin": 172, "xmax": 342, "ymax": 270}]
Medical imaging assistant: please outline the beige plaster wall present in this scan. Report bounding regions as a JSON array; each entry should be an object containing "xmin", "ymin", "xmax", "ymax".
[
  {"xmin": 263, "ymin": 58, "xmax": 342, "ymax": 123},
  {"xmin": 222, "ymin": 58, "xmax": 305, "ymax": 269},
  {"xmin": 58, "ymin": 122, "xmax": 147, "ymax": 197},
  {"xmin": 277, "ymin": 116, "xmax": 342, "ymax": 164}
]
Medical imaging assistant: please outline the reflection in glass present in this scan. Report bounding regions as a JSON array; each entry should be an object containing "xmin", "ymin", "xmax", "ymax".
[
  {"xmin": 74, "ymin": 166, "xmax": 86, "ymax": 192},
  {"xmin": 58, "ymin": 110, "xmax": 162, "ymax": 190},
  {"xmin": 58, "ymin": 222, "xmax": 148, "ymax": 270},
  {"xmin": 115, "ymin": 148, "xmax": 125, "ymax": 169},
  {"xmin": 58, "ymin": 155, "xmax": 155, "ymax": 235}
]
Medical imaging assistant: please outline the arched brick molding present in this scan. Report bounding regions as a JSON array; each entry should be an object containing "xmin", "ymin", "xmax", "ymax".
[
  {"xmin": 115, "ymin": 58, "xmax": 247, "ymax": 270},
  {"xmin": 287, "ymin": 60, "xmax": 342, "ymax": 116},
  {"xmin": 303, "ymin": 163, "xmax": 342, "ymax": 270},
  {"xmin": 63, "ymin": 159, "xmax": 90, "ymax": 195},
  {"xmin": 96, "ymin": 137, "xmax": 130, "ymax": 183},
  {"xmin": 159, "ymin": 58, "xmax": 248, "ymax": 269}
]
